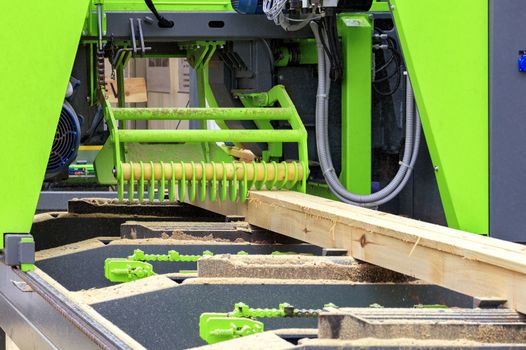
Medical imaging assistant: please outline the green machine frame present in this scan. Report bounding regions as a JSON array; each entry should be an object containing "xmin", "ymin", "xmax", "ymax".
[{"xmin": 0, "ymin": 0, "xmax": 490, "ymax": 254}]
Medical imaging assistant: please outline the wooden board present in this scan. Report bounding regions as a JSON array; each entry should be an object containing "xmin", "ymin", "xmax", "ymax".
[
  {"xmin": 105, "ymin": 77, "xmax": 147, "ymax": 103},
  {"xmin": 190, "ymin": 190, "xmax": 526, "ymax": 313}
]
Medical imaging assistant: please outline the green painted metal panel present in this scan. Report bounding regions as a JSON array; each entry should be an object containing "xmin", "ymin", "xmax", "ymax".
[
  {"xmin": 91, "ymin": 0, "xmax": 233, "ymax": 11},
  {"xmin": 370, "ymin": 0, "xmax": 390, "ymax": 12},
  {"xmin": 390, "ymin": 0, "xmax": 488, "ymax": 234},
  {"xmin": 84, "ymin": 0, "xmax": 234, "ymax": 36},
  {"xmin": 0, "ymin": 0, "xmax": 89, "ymax": 247},
  {"xmin": 339, "ymin": 14, "xmax": 372, "ymax": 195}
]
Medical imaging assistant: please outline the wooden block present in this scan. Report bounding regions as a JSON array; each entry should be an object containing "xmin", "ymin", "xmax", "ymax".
[{"xmin": 105, "ymin": 77, "xmax": 147, "ymax": 103}]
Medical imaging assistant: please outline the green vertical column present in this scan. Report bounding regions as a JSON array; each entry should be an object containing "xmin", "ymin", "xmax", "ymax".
[
  {"xmin": 339, "ymin": 14, "xmax": 373, "ymax": 194},
  {"xmin": 197, "ymin": 66, "xmax": 211, "ymax": 161}
]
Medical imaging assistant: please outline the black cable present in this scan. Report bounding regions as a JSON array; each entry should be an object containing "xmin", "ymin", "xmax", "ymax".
[
  {"xmin": 144, "ymin": 0, "xmax": 174, "ymax": 28},
  {"xmin": 81, "ymin": 105, "xmax": 104, "ymax": 143},
  {"xmin": 373, "ymin": 68, "xmax": 401, "ymax": 96},
  {"xmin": 326, "ymin": 14, "xmax": 343, "ymax": 81},
  {"xmin": 374, "ymin": 52, "xmax": 395, "ymax": 74},
  {"xmin": 372, "ymin": 34, "xmax": 403, "ymax": 96},
  {"xmin": 318, "ymin": 15, "xmax": 343, "ymax": 82}
]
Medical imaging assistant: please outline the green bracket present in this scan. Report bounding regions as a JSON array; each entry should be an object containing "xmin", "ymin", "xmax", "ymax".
[
  {"xmin": 105, "ymin": 248, "xmax": 215, "ymax": 282},
  {"xmin": 200, "ymin": 302, "xmax": 330, "ymax": 344},
  {"xmin": 200, "ymin": 314, "xmax": 264, "ymax": 345},
  {"xmin": 369, "ymin": 0, "xmax": 390, "ymax": 12},
  {"xmin": 104, "ymin": 259, "xmax": 155, "ymax": 282},
  {"xmin": 338, "ymin": 14, "xmax": 373, "ymax": 195},
  {"xmin": 186, "ymin": 41, "xmax": 224, "ymax": 160}
]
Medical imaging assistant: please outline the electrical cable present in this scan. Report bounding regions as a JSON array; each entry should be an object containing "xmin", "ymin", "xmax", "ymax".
[
  {"xmin": 373, "ymin": 35, "xmax": 402, "ymax": 96},
  {"xmin": 144, "ymin": 0, "xmax": 174, "ymax": 28}
]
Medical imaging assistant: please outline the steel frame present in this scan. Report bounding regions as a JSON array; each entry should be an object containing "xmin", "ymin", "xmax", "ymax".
[{"xmin": 0, "ymin": 262, "xmax": 130, "ymax": 350}]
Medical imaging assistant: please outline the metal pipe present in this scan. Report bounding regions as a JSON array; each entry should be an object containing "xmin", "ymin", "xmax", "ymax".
[
  {"xmin": 117, "ymin": 129, "xmax": 303, "ymax": 143},
  {"xmin": 112, "ymin": 107, "xmax": 291, "ymax": 121},
  {"xmin": 97, "ymin": 4, "xmax": 104, "ymax": 51}
]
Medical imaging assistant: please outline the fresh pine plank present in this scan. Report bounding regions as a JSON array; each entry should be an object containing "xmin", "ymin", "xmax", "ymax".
[{"xmin": 190, "ymin": 190, "xmax": 526, "ymax": 313}]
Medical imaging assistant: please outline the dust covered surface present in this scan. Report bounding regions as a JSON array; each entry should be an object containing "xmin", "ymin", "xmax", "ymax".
[
  {"xmin": 299, "ymin": 337, "xmax": 498, "ymax": 347},
  {"xmin": 71, "ymin": 275, "xmax": 178, "ymax": 304},
  {"xmin": 36, "ymin": 238, "xmax": 105, "ymax": 260},
  {"xmin": 198, "ymin": 254, "xmax": 413, "ymax": 283}
]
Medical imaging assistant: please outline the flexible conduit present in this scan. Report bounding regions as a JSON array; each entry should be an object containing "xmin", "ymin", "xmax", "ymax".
[{"xmin": 310, "ymin": 21, "xmax": 422, "ymax": 207}]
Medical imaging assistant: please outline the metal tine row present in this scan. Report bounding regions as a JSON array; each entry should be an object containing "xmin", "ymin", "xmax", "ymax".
[{"xmin": 117, "ymin": 160, "xmax": 302, "ymax": 203}]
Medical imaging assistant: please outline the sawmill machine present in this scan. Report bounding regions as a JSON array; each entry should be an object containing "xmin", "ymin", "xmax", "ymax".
[
  {"xmin": 0, "ymin": 0, "xmax": 522, "ymax": 278},
  {"xmin": 3, "ymin": 0, "xmax": 526, "ymax": 349}
]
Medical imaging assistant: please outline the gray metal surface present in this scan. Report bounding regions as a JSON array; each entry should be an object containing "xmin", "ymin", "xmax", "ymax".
[
  {"xmin": 37, "ymin": 191, "xmax": 119, "ymax": 211},
  {"xmin": 92, "ymin": 283, "xmax": 473, "ymax": 349},
  {"xmin": 25, "ymin": 271, "xmax": 133, "ymax": 350},
  {"xmin": 489, "ymin": 0, "xmax": 526, "ymax": 242},
  {"xmin": 4, "ymin": 235, "xmax": 34, "ymax": 266},
  {"xmin": 0, "ymin": 261, "xmax": 123, "ymax": 350},
  {"xmin": 104, "ymin": 12, "xmax": 312, "ymax": 41}
]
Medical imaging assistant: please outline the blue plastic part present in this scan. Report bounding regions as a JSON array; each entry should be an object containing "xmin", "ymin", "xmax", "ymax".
[
  {"xmin": 233, "ymin": 0, "xmax": 263, "ymax": 14},
  {"xmin": 46, "ymin": 100, "xmax": 81, "ymax": 178},
  {"xmin": 518, "ymin": 53, "xmax": 526, "ymax": 72}
]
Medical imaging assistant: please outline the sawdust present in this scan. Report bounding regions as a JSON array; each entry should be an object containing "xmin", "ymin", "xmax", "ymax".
[
  {"xmin": 169, "ymin": 229, "xmax": 263, "ymax": 243},
  {"xmin": 271, "ymin": 328, "xmax": 317, "ymax": 336},
  {"xmin": 33, "ymin": 212, "xmax": 67, "ymax": 223},
  {"xmin": 190, "ymin": 331, "xmax": 292, "ymax": 349},
  {"xmin": 182, "ymin": 277, "xmax": 396, "ymax": 285},
  {"xmin": 109, "ymin": 237, "xmax": 254, "ymax": 245},
  {"xmin": 299, "ymin": 338, "xmax": 486, "ymax": 347},
  {"xmin": 198, "ymin": 255, "xmax": 413, "ymax": 283},
  {"xmin": 36, "ymin": 238, "xmax": 106, "ymax": 261},
  {"xmin": 170, "ymin": 230, "xmax": 245, "ymax": 242},
  {"xmin": 71, "ymin": 274, "xmax": 178, "ymax": 304}
]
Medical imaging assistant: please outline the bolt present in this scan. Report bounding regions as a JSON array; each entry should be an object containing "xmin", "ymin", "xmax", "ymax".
[
  {"xmin": 434, "ymin": 166, "xmax": 439, "ymax": 172},
  {"xmin": 112, "ymin": 168, "xmax": 117, "ymax": 175},
  {"xmin": 390, "ymin": 4, "xmax": 395, "ymax": 10}
]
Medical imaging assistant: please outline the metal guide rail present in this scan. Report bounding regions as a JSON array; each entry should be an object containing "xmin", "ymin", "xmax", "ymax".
[{"xmin": 0, "ymin": 261, "xmax": 132, "ymax": 350}]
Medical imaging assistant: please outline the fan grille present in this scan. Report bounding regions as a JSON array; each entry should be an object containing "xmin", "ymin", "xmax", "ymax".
[{"xmin": 46, "ymin": 102, "xmax": 80, "ymax": 177}]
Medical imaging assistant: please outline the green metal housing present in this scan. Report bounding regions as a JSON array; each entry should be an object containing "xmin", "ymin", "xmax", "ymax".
[
  {"xmin": 0, "ymin": 0, "xmax": 491, "ymax": 249},
  {"xmin": 390, "ymin": 0, "xmax": 489, "ymax": 234},
  {"xmin": 0, "ymin": 0, "xmax": 89, "ymax": 249}
]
